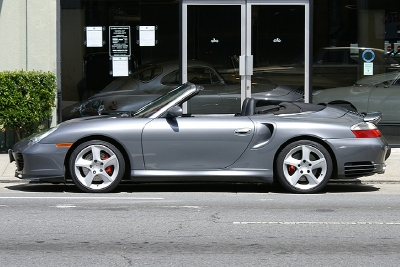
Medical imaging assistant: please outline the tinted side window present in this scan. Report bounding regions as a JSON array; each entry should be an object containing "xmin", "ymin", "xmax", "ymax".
[
  {"xmin": 347, "ymin": 54, "xmax": 359, "ymax": 65},
  {"xmin": 161, "ymin": 71, "xmax": 179, "ymax": 85},
  {"xmin": 132, "ymin": 66, "xmax": 162, "ymax": 82},
  {"xmin": 318, "ymin": 51, "xmax": 344, "ymax": 65},
  {"xmin": 187, "ymin": 67, "xmax": 220, "ymax": 84}
]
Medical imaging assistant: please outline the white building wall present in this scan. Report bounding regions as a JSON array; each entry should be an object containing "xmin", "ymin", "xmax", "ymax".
[
  {"xmin": 0, "ymin": 0, "xmax": 57, "ymax": 73},
  {"xmin": 0, "ymin": 0, "xmax": 58, "ymax": 125},
  {"xmin": 26, "ymin": 0, "xmax": 58, "ymax": 73},
  {"xmin": 0, "ymin": 0, "xmax": 28, "ymax": 70}
]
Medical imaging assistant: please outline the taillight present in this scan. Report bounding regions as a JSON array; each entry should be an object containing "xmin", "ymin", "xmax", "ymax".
[{"xmin": 351, "ymin": 122, "xmax": 382, "ymax": 138}]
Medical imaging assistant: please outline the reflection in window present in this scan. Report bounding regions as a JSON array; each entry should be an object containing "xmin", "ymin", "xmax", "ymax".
[
  {"xmin": 161, "ymin": 67, "xmax": 222, "ymax": 85},
  {"xmin": 132, "ymin": 66, "xmax": 162, "ymax": 82},
  {"xmin": 319, "ymin": 51, "xmax": 343, "ymax": 65},
  {"xmin": 394, "ymin": 77, "xmax": 400, "ymax": 86},
  {"xmin": 187, "ymin": 67, "xmax": 220, "ymax": 84},
  {"xmin": 161, "ymin": 71, "xmax": 179, "ymax": 85}
]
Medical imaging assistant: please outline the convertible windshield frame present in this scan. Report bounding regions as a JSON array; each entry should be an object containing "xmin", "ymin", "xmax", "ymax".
[{"xmin": 133, "ymin": 83, "xmax": 200, "ymax": 118}]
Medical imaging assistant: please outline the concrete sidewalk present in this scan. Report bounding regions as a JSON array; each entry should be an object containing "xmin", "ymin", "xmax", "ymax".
[{"xmin": 1, "ymin": 149, "xmax": 399, "ymax": 183}]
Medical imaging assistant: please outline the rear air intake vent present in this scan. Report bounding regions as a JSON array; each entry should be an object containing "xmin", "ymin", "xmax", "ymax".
[{"xmin": 344, "ymin": 161, "xmax": 374, "ymax": 177}]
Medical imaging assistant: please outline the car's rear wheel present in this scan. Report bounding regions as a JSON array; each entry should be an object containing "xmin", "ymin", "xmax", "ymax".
[
  {"xmin": 69, "ymin": 140, "xmax": 125, "ymax": 193},
  {"xmin": 275, "ymin": 140, "xmax": 332, "ymax": 193}
]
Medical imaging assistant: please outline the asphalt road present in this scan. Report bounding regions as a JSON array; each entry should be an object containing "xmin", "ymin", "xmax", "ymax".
[{"xmin": 1, "ymin": 182, "xmax": 400, "ymax": 266}]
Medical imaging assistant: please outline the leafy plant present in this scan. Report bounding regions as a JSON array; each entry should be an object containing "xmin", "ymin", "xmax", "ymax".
[{"xmin": 0, "ymin": 70, "xmax": 57, "ymax": 140}]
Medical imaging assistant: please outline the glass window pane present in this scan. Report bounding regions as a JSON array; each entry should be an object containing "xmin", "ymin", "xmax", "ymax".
[
  {"xmin": 252, "ymin": 5, "xmax": 305, "ymax": 91},
  {"xmin": 311, "ymin": 0, "xmax": 400, "ymax": 146}
]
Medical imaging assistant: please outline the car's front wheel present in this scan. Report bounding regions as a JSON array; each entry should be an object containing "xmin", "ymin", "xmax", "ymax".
[
  {"xmin": 69, "ymin": 140, "xmax": 125, "ymax": 193},
  {"xmin": 275, "ymin": 140, "xmax": 332, "ymax": 193}
]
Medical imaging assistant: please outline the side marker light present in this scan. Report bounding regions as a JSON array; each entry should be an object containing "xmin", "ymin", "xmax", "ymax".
[{"xmin": 56, "ymin": 143, "xmax": 73, "ymax": 148}]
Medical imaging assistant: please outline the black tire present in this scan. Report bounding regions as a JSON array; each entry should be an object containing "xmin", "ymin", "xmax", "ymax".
[
  {"xmin": 275, "ymin": 140, "xmax": 333, "ymax": 193},
  {"xmin": 69, "ymin": 140, "xmax": 125, "ymax": 193}
]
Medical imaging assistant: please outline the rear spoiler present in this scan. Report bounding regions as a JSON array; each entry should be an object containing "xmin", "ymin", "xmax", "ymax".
[{"xmin": 363, "ymin": 111, "xmax": 381, "ymax": 124}]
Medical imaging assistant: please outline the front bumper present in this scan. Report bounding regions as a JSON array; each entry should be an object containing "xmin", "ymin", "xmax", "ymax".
[{"xmin": 9, "ymin": 140, "xmax": 68, "ymax": 182}]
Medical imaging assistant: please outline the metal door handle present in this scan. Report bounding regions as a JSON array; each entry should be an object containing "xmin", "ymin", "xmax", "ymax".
[{"xmin": 234, "ymin": 128, "xmax": 252, "ymax": 135}]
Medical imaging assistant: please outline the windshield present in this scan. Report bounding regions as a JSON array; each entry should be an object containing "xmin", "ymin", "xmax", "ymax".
[{"xmin": 133, "ymin": 83, "xmax": 194, "ymax": 118}]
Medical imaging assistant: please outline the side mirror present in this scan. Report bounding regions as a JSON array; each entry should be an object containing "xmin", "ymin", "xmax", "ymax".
[{"xmin": 166, "ymin": 106, "xmax": 182, "ymax": 118}]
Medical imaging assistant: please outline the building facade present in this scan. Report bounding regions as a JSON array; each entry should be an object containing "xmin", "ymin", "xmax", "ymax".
[{"xmin": 1, "ymin": 0, "xmax": 399, "ymax": 150}]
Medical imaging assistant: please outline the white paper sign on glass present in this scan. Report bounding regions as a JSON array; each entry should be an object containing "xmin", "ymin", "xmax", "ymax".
[
  {"xmin": 139, "ymin": 26, "xmax": 156, "ymax": 46},
  {"xmin": 112, "ymin": 57, "xmax": 129, "ymax": 77},
  {"xmin": 364, "ymin": 62, "xmax": 373, "ymax": 76},
  {"xmin": 86, "ymin": 27, "xmax": 103, "ymax": 47}
]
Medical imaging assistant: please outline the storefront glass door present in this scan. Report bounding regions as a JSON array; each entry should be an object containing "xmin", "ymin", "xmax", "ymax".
[
  {"xmin": 181, "ymin": 0, "xmax": 310, "ymax": 113},
  {"xmin": 248, "ymin": 3, "xmax": 306, "ymax": 101},
  {"xmin": 182, "ymin": 2, "xmax": 245, "ymax": 114}
]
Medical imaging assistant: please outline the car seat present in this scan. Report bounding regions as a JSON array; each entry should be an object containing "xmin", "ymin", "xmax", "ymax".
[{"xmin": 241, "ymin": 98, "xmax": 255, "ymax": 116}]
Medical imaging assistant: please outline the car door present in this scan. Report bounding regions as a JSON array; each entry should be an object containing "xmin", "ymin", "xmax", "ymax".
[{"xmin": 141, "ymin": 115, "xmax": 254, "ymax": 170}]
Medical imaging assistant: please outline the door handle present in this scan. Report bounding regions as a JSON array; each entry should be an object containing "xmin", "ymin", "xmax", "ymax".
[{"xmin": 234, "ymin": 128, "xmax": 252, "ymax": 135}]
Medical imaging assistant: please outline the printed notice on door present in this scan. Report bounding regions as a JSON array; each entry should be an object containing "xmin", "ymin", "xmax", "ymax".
[
  {"xmin": 86, "ymin": 27, "xmax": 103, "ymax": 47},
  {"xmin": 112, "ymin": 57, "xmax": 129, "ymax": 77},
  {"xmin": 139, "ymin": 26, "xmax": 156, "ymax": 46},
  {"xmin": 109, "ymin": 26, "xmax": 131, "ymax": 56}
]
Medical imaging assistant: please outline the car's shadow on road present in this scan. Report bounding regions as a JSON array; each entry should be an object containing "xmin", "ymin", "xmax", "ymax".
[{"xmin": 4, "ymin": 180, "xmax": 380, "ymax": 194}]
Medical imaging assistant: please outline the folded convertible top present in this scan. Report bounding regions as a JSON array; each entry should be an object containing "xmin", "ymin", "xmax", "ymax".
[{"xmin": 255, "ymin": 102, "xmax": 325, "ymax": 115}]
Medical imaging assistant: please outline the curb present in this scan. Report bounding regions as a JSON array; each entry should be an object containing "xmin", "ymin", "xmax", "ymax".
[{"xmin": 0, "ymin": 178, "xmax": 29, "ymax": 184}]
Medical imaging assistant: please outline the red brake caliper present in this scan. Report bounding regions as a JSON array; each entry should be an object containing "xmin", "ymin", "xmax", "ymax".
[
  {"xmin": 287, "ymin": 165, "xmax": 296, "ymax": 176},
  {"xmin": 102, "ymin": 152, "xmax": 114, "ymax": 176}
]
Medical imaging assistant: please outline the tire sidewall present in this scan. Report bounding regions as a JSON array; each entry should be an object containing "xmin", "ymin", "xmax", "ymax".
[
  {"xmin": 69, "ymin": 140, "xmax": 125, "ymax": 193},
  {"xmin": 276, "ymin": 140, "xmax": 333, "ymax": 194}
]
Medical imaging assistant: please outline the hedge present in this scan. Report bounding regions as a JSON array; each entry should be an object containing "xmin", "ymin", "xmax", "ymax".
[{"xmin": 0, "ymin": 70, "xmax": 57, "ymax": 140}]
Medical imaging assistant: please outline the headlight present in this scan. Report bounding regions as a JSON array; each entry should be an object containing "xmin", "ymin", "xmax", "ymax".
[{"xmin": 29, "ymin": 126, "xmax": 59, "ymax": 144}]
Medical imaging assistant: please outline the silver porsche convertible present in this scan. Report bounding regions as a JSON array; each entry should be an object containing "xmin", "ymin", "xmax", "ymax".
[{"xmin": 9, "ymin": 83, "xmax": 390, "ymax": 194}]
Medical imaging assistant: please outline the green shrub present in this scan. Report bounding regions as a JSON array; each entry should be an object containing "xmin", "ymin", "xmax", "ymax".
[{"xmin": 0, "ymin": 70, "xmax": 57, "ymax": 140}]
